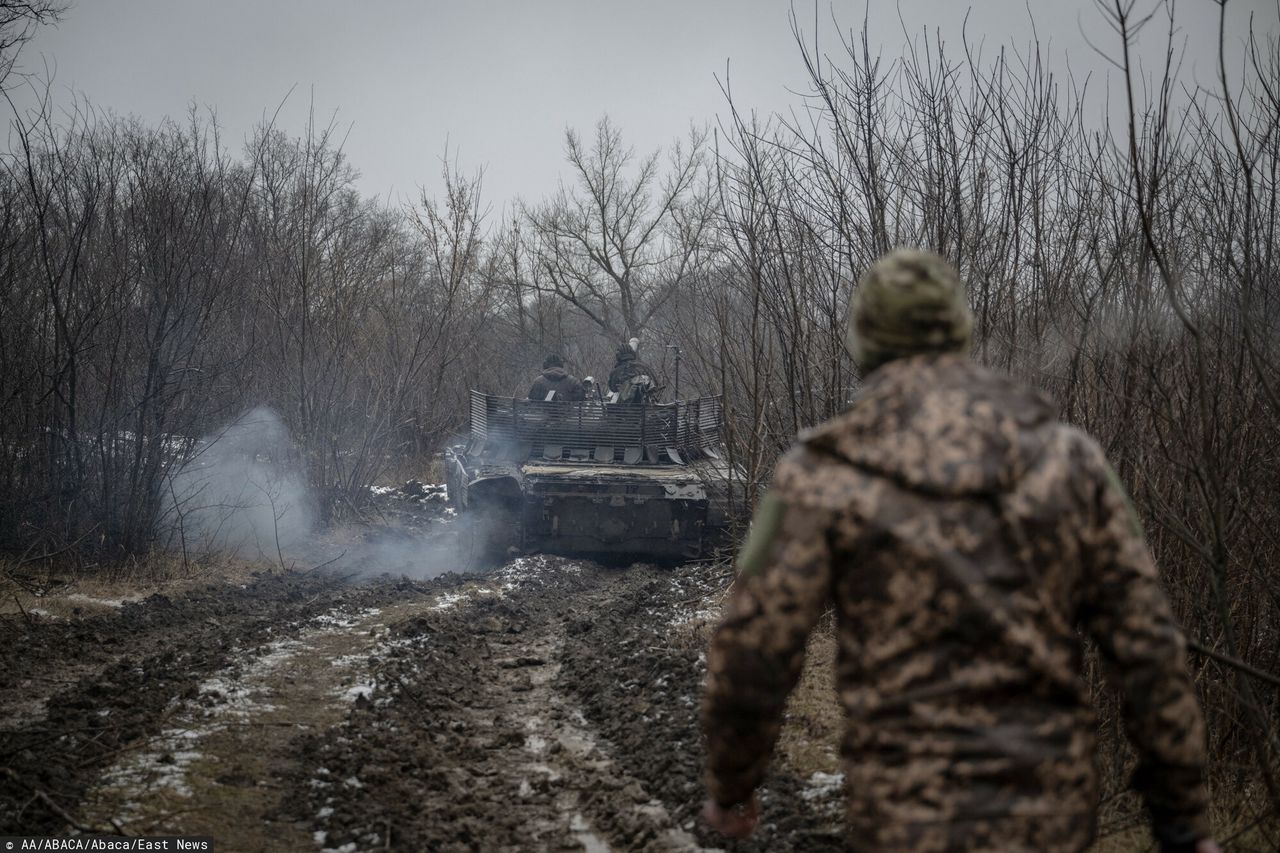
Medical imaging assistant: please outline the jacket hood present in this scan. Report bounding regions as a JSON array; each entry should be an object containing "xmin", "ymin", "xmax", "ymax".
[
  {"xmin": 541, "ymin": 367, "xmax": 569, "ymax": 380},
  {"xmin": 801, "ymin": 353, "xmax": 1056, "ymax": 497}
]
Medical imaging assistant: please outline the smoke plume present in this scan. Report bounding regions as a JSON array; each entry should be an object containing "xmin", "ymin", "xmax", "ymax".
[
  {"xmin": 160, "ymin": 407, "xmax": 315, "ymax": 562},
  {"xmin": 159, "ymin": 409, "xmax": 487, "ymax": 579}
]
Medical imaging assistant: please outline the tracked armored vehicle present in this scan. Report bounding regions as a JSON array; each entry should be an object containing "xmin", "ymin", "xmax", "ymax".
[{"xmin": 445, "ymin": 392, "xmax": 743, "ymax": 561}]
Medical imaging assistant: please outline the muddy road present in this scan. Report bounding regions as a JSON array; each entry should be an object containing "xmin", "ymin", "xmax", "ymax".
[{"xmin": 0, "ymin": 556, "xmax": 846, "ymax": 851}]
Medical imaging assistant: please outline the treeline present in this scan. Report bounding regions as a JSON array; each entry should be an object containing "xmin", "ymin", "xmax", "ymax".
[
  {"xmin": 1, "ymin": 2, "xmax": 1277, "ymax": 830},
  {"xmin": 0, "ymin": 103, "xmax": 512, "ymax": 552}
]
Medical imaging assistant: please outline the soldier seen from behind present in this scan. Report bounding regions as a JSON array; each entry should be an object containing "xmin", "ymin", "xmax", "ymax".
[
  {"xmin": 608, "ymin": 342, "xmax": 656, "ymax": 404},
  {"xmin": 700, "ymin": 249, "xmax": 1217, "ymax": 852},
  {"xmin": 528, "ymin": 354, "xmax": 585, "ymax": 402}
]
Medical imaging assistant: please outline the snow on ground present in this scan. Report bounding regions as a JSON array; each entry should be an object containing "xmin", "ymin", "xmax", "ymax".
[
  {"xmin": 89, "ymin": 597, "xmax": 445, "ymax": 824},
  {"xmin": 339, "ymin": 681, "xmax": 375, "ymax": 703},
  {"xmin": 100, "ymin": 726, "xmax": 204, "ymax": 803},
  {"xmin": 432, "ymin": 591, "xmax": 468, "ymax": 611},
  {"xmin": 801, "ymin": 771, "xmax": 846, "ymax": 801},
  {"xmin": 311, "ymin": 607, "xmax": 381, "ymax": 629},
  {"xmin": 494, "ymin": 554, "xmax": 571, "ymax": 590},
  {"xmin": 64, "ymin": 593, "xmax": 140, "ymax": 609}
]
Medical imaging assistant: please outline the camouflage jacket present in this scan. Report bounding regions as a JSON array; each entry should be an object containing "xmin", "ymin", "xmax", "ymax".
[
  {"xmin": 702, "ymin": 353, "xmax": 1208, "ymax": 851},
  {"xmin": 607, "ymin": 355, "xmax": 653, "ymax": 393}
]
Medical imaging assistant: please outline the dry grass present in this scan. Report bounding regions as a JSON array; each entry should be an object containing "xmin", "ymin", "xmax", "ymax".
[
  {"xmin": 671, "ymin": 596, "xmax": 845, "ymax": 781},
  {"xmin": 0, "ymin": 550, "xmax": 279, "ymax": 619},
  {"xmin": 776, "ymin": 623, "xmax": 843, "ymax": 779},
  {"xmin": 375, "ymin": 454, "xmax": 446, "ymax": 489}
]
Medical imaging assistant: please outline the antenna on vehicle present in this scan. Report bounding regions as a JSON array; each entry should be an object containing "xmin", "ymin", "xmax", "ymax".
[{"xmin": 666, "ymin": 344, "xmax": 681, "ymax": 401}]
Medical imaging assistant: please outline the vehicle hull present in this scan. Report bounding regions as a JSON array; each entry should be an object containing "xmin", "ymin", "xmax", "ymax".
[{"xmin": 447, "ymin": 455, "xmax": 741, "ymax": 560}]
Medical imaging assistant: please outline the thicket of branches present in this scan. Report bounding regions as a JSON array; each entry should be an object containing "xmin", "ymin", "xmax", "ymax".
[
  {"xmin": 1, "ymin": 0, "xmax": 1277, "ymax": 835},
  {"xmin": 667, "ymin": 2, "xmax": 1280, "ymax": 837}
]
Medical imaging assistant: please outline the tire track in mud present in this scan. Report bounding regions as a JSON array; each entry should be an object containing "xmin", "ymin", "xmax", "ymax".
[
  {"xmin": 285, "ymin": 558, "xmax": 843, "ymax": 852},
  {"xmin": 0, "ymin": 571, "xmax": 470, "ymax": 836},
  {"xmin": 3, "ymin": 557, "xmax": 846, "ymax": 850},
  {"xmin": 284, "ymin": 557, "xmax": 706, "ymax": 852},
  {"xmin": 556, "ymin": 564, "xmax": 845, "ymax": 852}
]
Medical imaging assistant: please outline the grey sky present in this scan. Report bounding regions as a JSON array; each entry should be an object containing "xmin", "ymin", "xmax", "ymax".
[{"xmin": 11, "ymin": 1, "xmax": 1276, "ymax": 210}]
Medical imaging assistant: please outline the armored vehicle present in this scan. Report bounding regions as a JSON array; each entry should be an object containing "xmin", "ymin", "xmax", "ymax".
[{"xmin": 445, "ymin": 392, "xmax": 743, "ymax": 561}]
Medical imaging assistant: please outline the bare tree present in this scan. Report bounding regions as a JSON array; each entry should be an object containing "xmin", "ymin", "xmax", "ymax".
[
  {"xmin": 0, "ymin": 1, "xmax": 67, "ymax": 89},
  {"xmin": 522, "ymin": 116, "xmax": 713, "ymax": 342}
]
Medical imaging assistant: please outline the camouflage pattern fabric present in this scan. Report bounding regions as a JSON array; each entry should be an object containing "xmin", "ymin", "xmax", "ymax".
[
  {"xmin": 702, "ymin": 353, "xmax": 1209, "ymax": 852},
  {"xmin": 607, "ymin": 351, "xmax": 654, "ymax": 395},
  {"xmin": 848, "ymin": 249, "xmax": 973, "ymax": 371}
]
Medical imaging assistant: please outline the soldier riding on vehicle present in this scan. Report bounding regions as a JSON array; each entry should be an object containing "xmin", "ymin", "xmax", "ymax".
[
  {"xmin": 528, "ymin": 354, "xmax": 585, "ymax": 401},
  {"xmin": 608, "ymin": 343, "xmax": 656, "ymax": 404}
]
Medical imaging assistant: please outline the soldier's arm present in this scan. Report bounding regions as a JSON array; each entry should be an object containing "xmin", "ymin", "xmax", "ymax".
[
  {"xmin": 1077, "ymin": 447, "xmax": 1210, "ymax": 849},
  {"xmin": 701, "ymin": 453, "xmax": 836, "ymax": 808}
]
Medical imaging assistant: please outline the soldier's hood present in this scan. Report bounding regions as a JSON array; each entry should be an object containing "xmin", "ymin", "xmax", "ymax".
[
  {"xmin": 801, "ymin": 353, "xmax": 1056, "ymax": 497},
  {"xmin": 541, "ymin": 367, "xmax": 569, "ymax": 380}
]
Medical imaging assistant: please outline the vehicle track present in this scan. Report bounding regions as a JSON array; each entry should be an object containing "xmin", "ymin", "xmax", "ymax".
[
  {"xmin": 2, "ymin": 557, "xmax": 845, "ymax": 851},
  {"xmin": 0, "ymin": 571, "xmax": 468, "ymax": 836}
]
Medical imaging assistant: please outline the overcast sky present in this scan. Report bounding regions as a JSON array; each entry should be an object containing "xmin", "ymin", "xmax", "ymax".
[{"xmin": 9, "ymin": 1, "xmax": 1275, "ymax": 211}]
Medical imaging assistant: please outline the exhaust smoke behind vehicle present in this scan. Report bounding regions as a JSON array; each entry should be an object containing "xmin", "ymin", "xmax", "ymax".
[{"xmin": 159, "ymin": 407, "xmax": 482, "ymax": 578}]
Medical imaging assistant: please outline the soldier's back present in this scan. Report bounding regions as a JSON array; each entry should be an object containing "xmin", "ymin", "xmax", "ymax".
[{"xmin": 784, "ymin": 352, "xmax": 1110, "ymax": 849}]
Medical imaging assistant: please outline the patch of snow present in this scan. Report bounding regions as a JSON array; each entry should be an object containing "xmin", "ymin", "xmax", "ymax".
[
  {"xmin": 100, "ymin": 726, "xmax": 204, "ymax": 804},
  {"xmin": 670, "ymin": 604, "xmax": 719, "ymax": 628},
  {"xmin": 801, "ymin": 771, "xmax": 845, "ymax": 801},
  {"xmin": 312, "ymin": 607, "xmax": 381, "ymax": 629},
  {"xmin": 340, "ymin": 682, "xmax": 375, "ymax": 703},
  {"xmin": 432, "ymin": 591, "xmax": 468, "ymax": 611},
  {"xmin": 492, "ymin": 554, "xmax": 568, "ymax": 590},
  {"xmin": 570, "ymin": 813, "xmax": 611, "ymax": 853},
  {"xmin": 64, "ymin": 593, "xmax": 138, "ymax": 608}
]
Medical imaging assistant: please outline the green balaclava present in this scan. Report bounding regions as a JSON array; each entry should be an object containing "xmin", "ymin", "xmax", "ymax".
[{"xmin": 847, "ymin": 248, "xmax": 973, "ymax": 372}]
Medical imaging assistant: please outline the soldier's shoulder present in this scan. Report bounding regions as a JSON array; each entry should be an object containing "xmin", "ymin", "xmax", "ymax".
[
  {"xmin": 771, "ymin": 442, "xmax": 872, "ymax": 512},
  {"xmin": 1040, "ymin": 422, "xmax": 1109, "ymax": 472}
]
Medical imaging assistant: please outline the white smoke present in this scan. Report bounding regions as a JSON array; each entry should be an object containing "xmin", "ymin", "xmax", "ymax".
[
  {"xmin": 160, "ymin": 407, "xmax": 315, "ymax": 562},
  {"xmin": 158, "ymin": 408, "xmax": 488, "ymax": 578}
]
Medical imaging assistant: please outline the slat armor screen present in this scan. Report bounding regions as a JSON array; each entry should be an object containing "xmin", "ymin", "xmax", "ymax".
[{"xmin": 468, "ymin": 391, "xmax": 723, "ymax": 458}]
